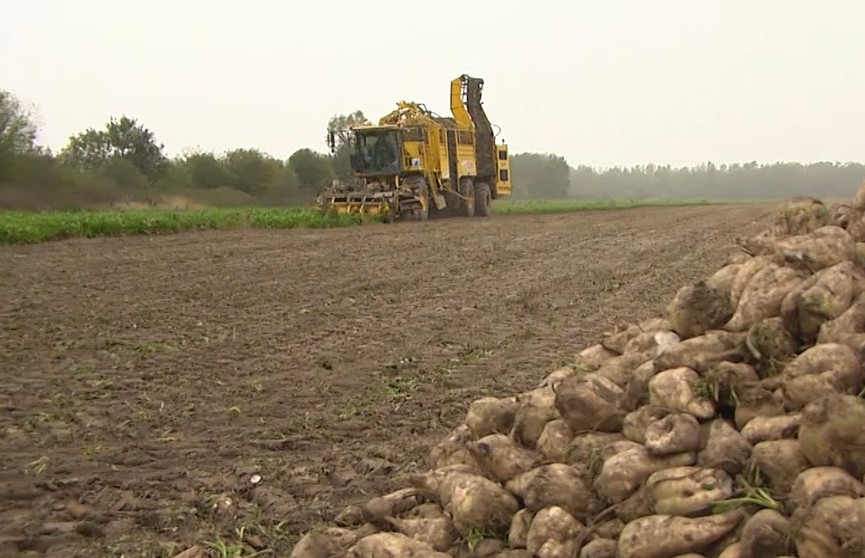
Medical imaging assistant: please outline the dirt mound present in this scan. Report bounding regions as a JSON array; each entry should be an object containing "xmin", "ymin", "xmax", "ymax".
[{"xmin": 288, "ymin": 188, "xmax": 865, "ymax": 558}]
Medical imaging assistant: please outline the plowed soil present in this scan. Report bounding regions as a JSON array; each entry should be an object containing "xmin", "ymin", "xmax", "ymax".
[{"xmin": 0, "ymin": 203, "xmax": 774, "ymax": 557}]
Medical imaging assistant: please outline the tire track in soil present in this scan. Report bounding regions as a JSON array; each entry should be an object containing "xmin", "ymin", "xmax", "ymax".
[{"xmin": 0, "ymin": 203, "xmax": 774, "ymax": 556}]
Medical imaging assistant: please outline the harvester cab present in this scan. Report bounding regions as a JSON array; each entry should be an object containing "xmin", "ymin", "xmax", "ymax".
[
  {"xmin": 318, "ymin": 74, "xmax": 512, "ymax": 222},
  {"xmin": 352, "ymin": 127, "xmax": 402, "ymax": 175}
]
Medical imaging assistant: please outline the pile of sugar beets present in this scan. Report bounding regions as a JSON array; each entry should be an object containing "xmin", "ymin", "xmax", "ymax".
[{"xmin": 290, "ymin": 187, "xmax": 865, "ymax": 558}]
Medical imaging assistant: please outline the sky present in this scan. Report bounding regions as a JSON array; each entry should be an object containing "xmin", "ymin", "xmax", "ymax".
[{"xmin": 2, "ymin": 0, "xmax": 863, "ymax": 169}]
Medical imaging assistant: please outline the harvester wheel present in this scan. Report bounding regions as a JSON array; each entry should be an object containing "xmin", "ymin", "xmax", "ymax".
[
  {"xmin": 459, "ymin": 177, "xmax": 475, "ymax": 217},
  {"xmin": 406, "ymin": 175, "xmax": 430, "ymax": 221},
  {"xmin": 474, "ymin": 182, "xmax": 492, "ymax": 217}
]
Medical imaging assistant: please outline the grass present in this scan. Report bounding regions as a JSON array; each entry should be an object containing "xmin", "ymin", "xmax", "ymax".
[
  {"xmin": 0, "ymin": 197, "xmax": 770, "ymax": 244},
  {"xmin": 490, "ymin": 197, "xmax": 766, "ymax": 214},
  {"xmin": 0, "ymin": 206, "xmax": 367, "ymax": 244}
]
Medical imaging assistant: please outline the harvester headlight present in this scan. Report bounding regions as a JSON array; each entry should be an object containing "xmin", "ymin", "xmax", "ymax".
[{"xmin": 410, "ymin": 157, "xmax": 421, "ymax": 167}]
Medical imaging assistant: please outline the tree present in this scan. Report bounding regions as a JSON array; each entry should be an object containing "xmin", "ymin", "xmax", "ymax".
[
  {"xmin": 510, "ymin": 153, "xmax": 571, "ymax": 199},
  {"xmin": 0, "ymin": 89, "xmax": 40, "ymax": 179},
  {"xmin": 288, "ymin": 148, "xmax": 335, "ymax": 197},
  {"xmin": 61, "ymin": 116, "xmax": 168, "ymax": 181},
  {"xmin": 183, "ymin": 151, "xmax": 234, "ymax": 190},
  {"xmin": 154, "ymin": 159, "xmax": 195, "ymax": 192},
  {"xmin": 94, "ymin": 157, "xmax": 149, "ymax": 191},
  {"xmin": 0, "ymin": 90, "xmax": 38, "ymax": 155},
  {"xmin": 222, "ymin": 148, "xmax": 280, "ymax": 196},
  {"xmin": 328, "ymin": 110, "xmax": 371, "ymax": 147},
  {"xmin": 327, "ymin": 110, "xmax": 370, "ymax": 180},
  {"xmin": 261, "ymin": 164, "xmax": 302, "ymax": 205}
]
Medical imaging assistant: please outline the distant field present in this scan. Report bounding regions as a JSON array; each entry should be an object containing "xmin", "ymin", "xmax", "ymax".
[{"xmin": 0, "ymin": 198, "xmax": 767, "ymax": 244}]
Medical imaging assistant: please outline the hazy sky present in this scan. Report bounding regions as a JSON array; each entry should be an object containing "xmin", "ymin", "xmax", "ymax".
[{"xmin": 2, "ymin": 0, "xmax": 863, "ymax": 168}]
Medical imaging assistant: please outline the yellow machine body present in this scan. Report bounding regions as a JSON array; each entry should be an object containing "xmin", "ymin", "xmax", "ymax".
[{"xmin": 319, "ymin": 75, "xmax": 512, "ymax": 221}]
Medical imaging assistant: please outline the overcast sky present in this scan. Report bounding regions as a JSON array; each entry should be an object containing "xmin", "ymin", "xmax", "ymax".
[{"xmin": 2, "ymin": 0, "xmax": 863, "ymax": 168}]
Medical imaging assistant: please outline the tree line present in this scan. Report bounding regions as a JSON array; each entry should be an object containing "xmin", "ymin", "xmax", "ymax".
[
  {"xmin": 509, "ymin": 153, "xmax": 865, "ymax": 201},
  {"xmin": 2, "ymin": 87, "xmax": 864, "ymax": 209},
  {"xmin": 568, "ymin": 161, "xmax": 865, "ymax": 200},
  {"xmin": 1, "ymin": 89, "xmax": 341, "ymax": 208}
]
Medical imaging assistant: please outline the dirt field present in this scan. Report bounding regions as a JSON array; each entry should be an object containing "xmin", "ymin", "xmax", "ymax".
[{"xmin": 0, "ymin": 203, "xmax": 775, "ymax": 557}]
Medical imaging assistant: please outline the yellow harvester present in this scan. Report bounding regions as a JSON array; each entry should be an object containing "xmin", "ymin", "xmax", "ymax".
[{"xmin": 319, "ymin": 74, "xmax": 512, "ymax": 221}]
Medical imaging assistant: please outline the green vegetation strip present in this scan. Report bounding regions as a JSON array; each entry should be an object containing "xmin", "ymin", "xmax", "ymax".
[
  {"xmin": 0, "ymin": 198, "xmax": 768, "ymax": 244},
  {"xmin": 0, "ymin": 207, "xmax": 366, "ymax": 244}
]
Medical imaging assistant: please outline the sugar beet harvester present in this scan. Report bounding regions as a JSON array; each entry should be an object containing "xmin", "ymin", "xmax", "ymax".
[{"xmin": 319, "ymin": 75, "xmax": 512, "ymax": 222}]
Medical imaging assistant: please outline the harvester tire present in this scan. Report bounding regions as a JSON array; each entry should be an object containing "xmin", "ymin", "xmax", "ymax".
[
  {"xmin": 459, "ymin": 177, "xmax": 475, "ymax": 218},
  {"xmin": 407, "ymin": 176, "xmax": 430, "ymax": 222},
  {"xmin": 475, "ymin": 182, "xmax": 492, "ymax": 217}
]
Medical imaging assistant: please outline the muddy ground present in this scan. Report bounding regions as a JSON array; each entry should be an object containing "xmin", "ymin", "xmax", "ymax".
[{"xmin": 0, "ymin": 204, "xmax": 775, "ymax": 557}]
